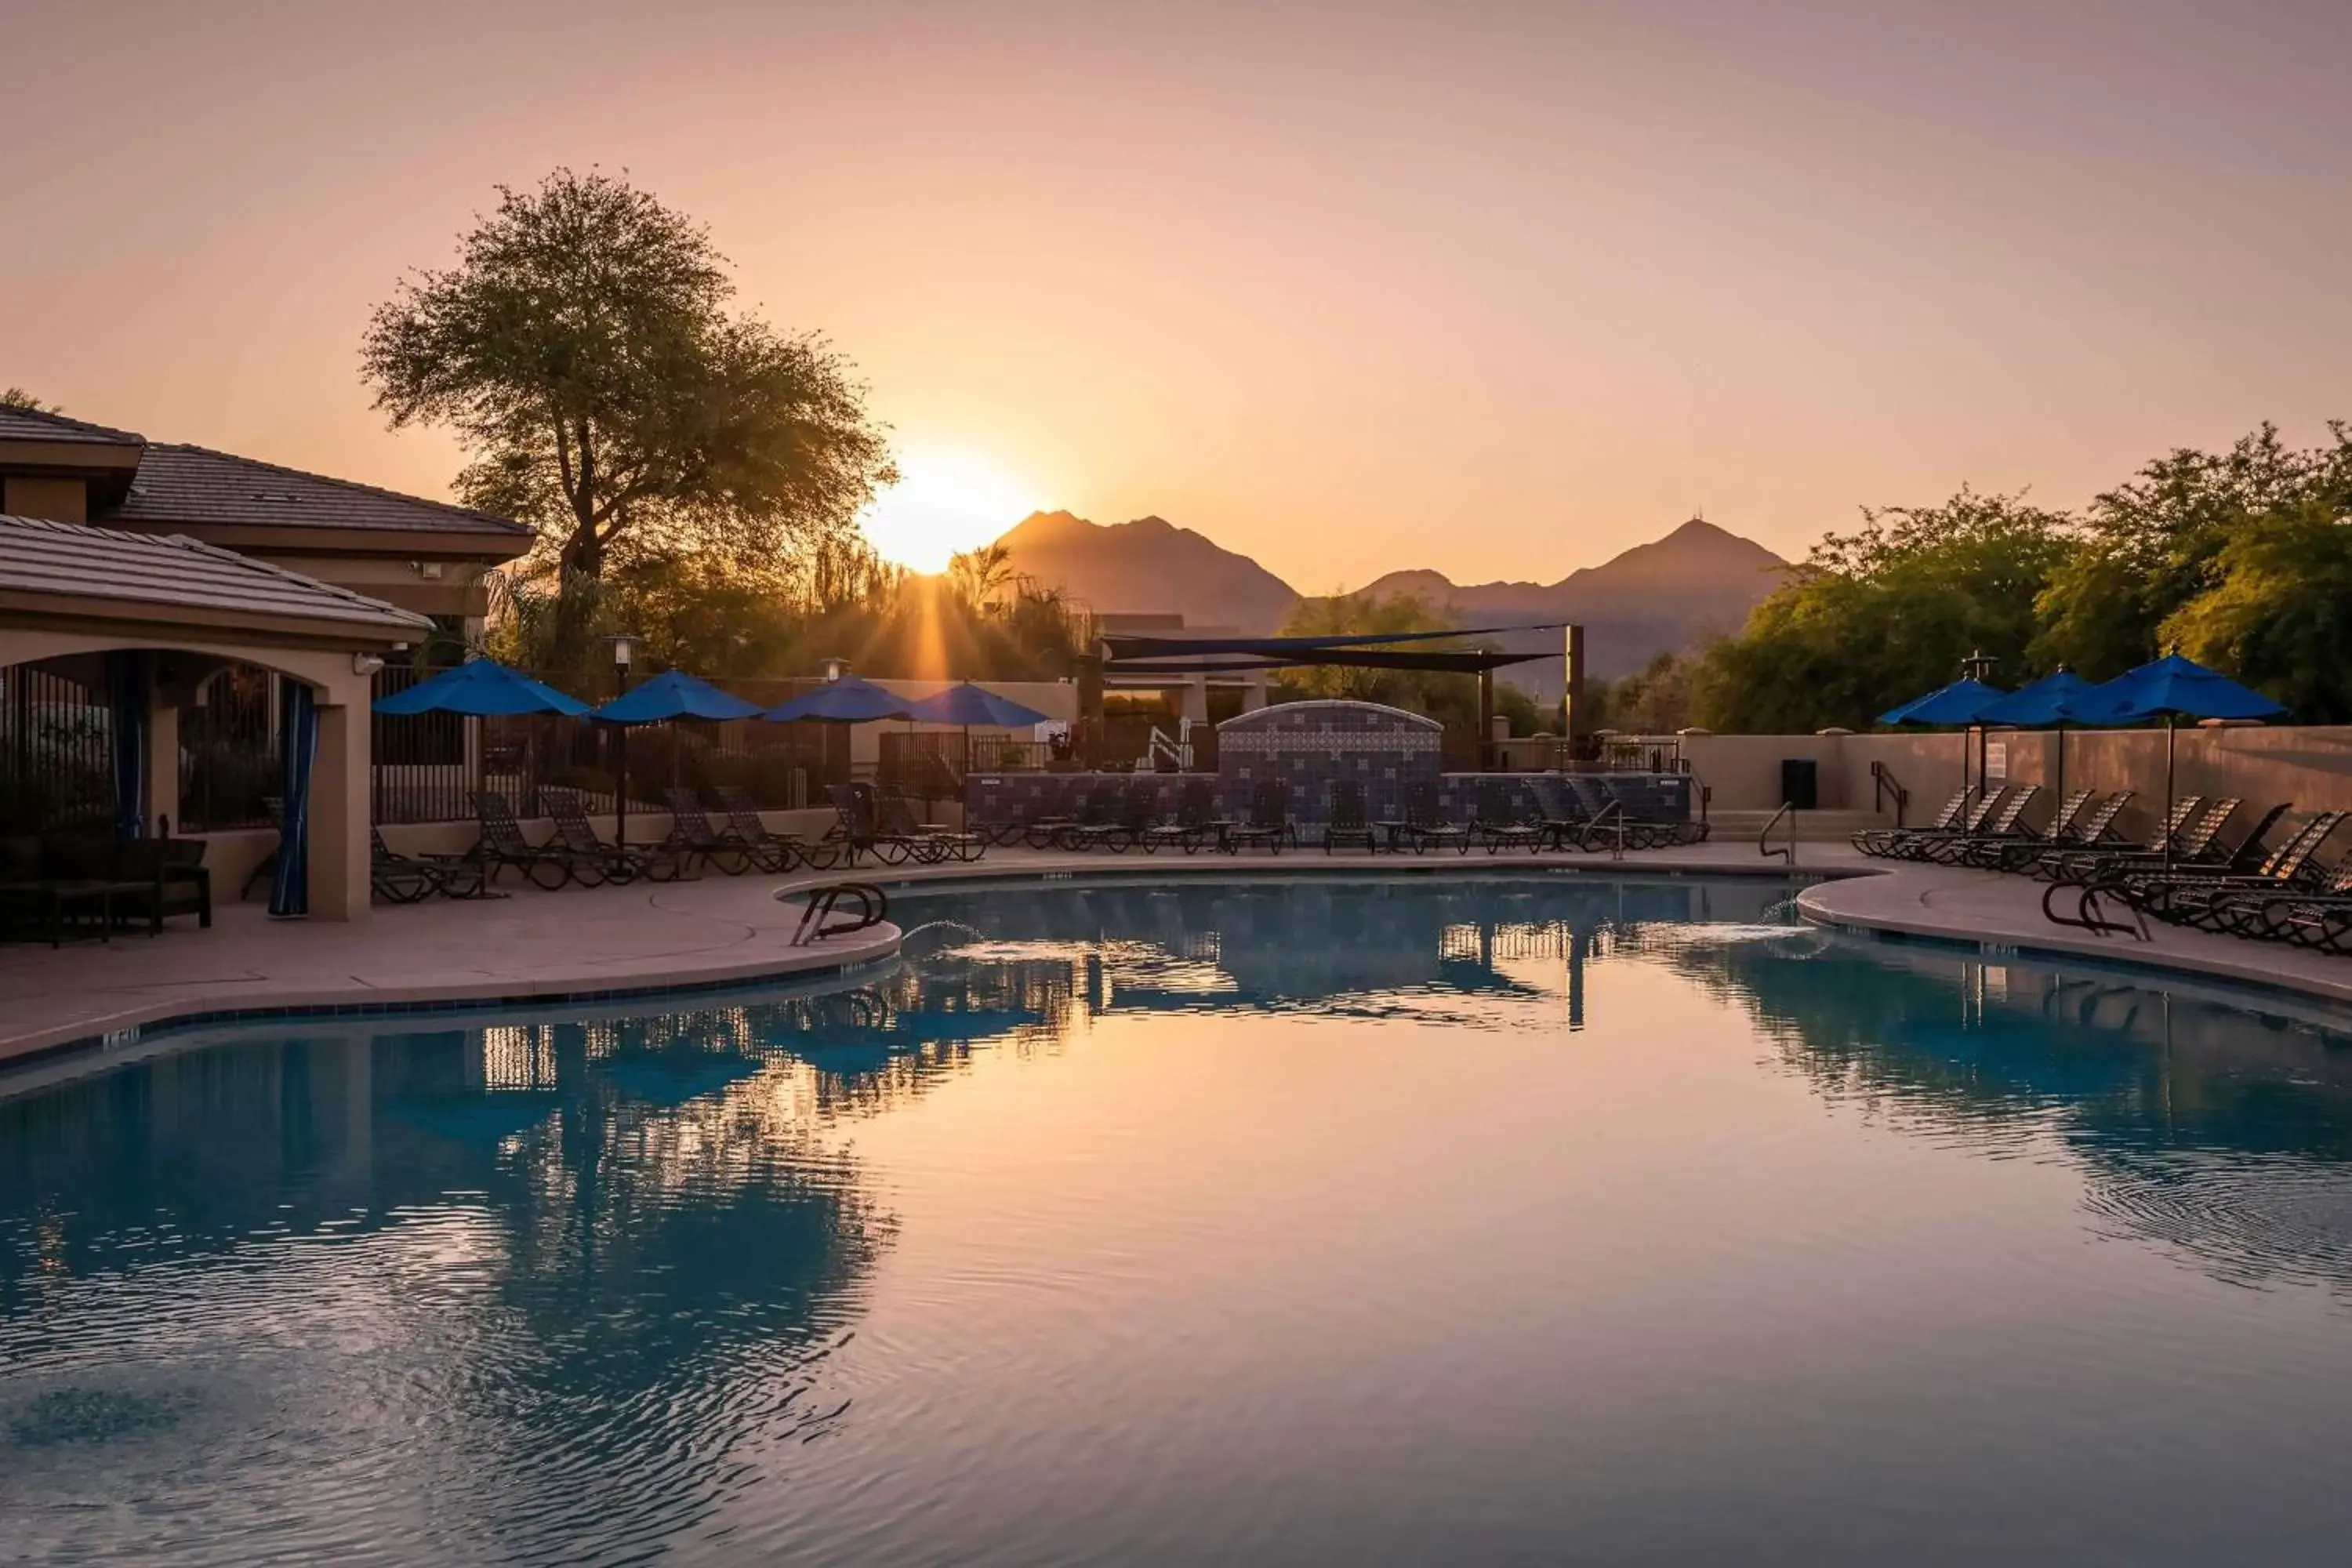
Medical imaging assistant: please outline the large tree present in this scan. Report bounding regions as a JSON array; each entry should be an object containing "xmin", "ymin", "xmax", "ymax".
[
  {"xmin": 1691, "ymin": 488, "xmax": 2072, "ymax": 733},
  {"xmin": 362, "ymin": 169, "xmax": 896, "ymax": 593}
]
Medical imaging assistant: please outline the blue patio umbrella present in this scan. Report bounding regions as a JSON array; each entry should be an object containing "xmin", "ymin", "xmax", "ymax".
[
  {"xmin": 759, "ymin": 676, "xmax": 914, "ymax": 724},
  {"xmin": 372, "ymin": 658, "xmax": 591, "ymax": 717},
  {"xmin": 1975, "ymin": 669, "xmax": 2112, "ymax": 809},
  {"xmin": 2076, "ymin": 654, "xmax": 2287, "ymax": 865},
  {"xmin": 590, "ymin": 669, "xmax": 763, "ymax": 724},
  {"xmin": 1878, "ymin": 677, "xmax": 2008, "ymax": 800},
  {"xmin": 901, "ymin": 681, "xmax": 1054, "ymax": 728}
]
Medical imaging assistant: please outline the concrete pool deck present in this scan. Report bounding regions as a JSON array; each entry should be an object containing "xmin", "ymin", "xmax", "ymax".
[{"xmin": 3, "ymin": 837, "xmax": 2346, "ymax": 1067}]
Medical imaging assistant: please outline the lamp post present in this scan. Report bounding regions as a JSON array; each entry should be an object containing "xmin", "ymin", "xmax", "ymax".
[
  {"xmin": 603, "ymin": 633, "xmax": 638, "ymax": 848},
  {"xmin": 1959, "ymin": 648, "xmax": 1997, "ymax": 797}
]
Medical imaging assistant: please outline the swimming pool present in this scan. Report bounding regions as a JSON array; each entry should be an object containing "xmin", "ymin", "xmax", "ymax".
[{"xmin": 8, "ymin": 873, "xmax": 2352, "ymax": 1564}]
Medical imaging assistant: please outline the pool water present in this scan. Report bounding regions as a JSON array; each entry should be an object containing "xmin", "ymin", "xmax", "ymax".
[{"xmin": 9, "ymin": 874, "xmax": 2352, "ymax": 1564}]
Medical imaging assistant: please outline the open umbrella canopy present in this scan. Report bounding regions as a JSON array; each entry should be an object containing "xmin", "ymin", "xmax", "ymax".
[
  {"xmin": 901, "ymin": 682, "xmax": 1054, "ymax": 728},
  {"xmin": 372, "ymin": 659, "xmax": 591, "ymax": 718},
  {"xmin": 2081, "ymin": 653, "xmax": 2288, "ymax": 723},
  {"xmin": 592, "ymin": 669, "xmax": 764, "ymax": 725},
  {"xmin": 760, "ymin": 676, "xmax": 915, "ymax": 724},
  {"xmin": 1973, "ymin": 669, "xmax": 2113, "ymax": 728},
  {"xmin": 1878, "ymin": 677, "xmax": 2007, "ymax": 728}
]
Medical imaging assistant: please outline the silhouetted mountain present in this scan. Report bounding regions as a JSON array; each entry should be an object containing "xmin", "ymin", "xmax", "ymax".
[
  {"xmin": 1352, "ymin": 519, "xmax": 1788, "ymax": 694},
  {"xmin": 993, "ymin": 510, "xmax": 1300, "ymax": 633},
  {"xmin": 988, "ymin": 511, "xmax": 1787, "ymax": 695}
]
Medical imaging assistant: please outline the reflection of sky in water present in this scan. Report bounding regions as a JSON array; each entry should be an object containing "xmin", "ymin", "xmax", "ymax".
[{"xmin": 7, "ymin": 874, "xmax": 2352, "ymax": 1564}]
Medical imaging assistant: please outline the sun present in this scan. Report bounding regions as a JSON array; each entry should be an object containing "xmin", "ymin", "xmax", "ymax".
[{"xmin": 862, "ymin": 446, "xmax": 1043, "ymax": 574}]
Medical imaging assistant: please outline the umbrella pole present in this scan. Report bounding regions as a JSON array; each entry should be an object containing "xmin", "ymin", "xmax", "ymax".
[
  {"xmin": 2054, "ymin": 722, "xmax": 2066, "ymax": 815},
  {"xmin": 2162, "ymin": 716, "xmax": 2176, "ymax": 869}
]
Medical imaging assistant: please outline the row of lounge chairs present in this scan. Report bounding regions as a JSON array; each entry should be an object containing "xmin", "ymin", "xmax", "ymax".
[
  {"xmin": 374, "ymin": 782, "xmax": 993, "ymax": 901},
  {"xmin": 969, "ymin": 775, "xmax": 1708, "ymax": 856},
  {"xmin": 1854, "ymin": 782, "xmax": 2352, "ymax": 956}
]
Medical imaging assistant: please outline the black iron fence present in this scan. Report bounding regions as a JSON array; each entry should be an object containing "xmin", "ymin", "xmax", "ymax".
[
  {"xmin": 1, "ymin": 663, "xmax": 112, "ymax": 835},
  {"xmin": 368, "ymin": 666, "xmax": 850, "ymax": 825},
  {"xmin": 179, "ymin": 664, "xmax": 278, "ymax": 832}
]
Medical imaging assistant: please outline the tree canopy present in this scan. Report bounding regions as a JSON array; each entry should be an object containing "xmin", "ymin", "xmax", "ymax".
[
  {"xmin": 362, "ymin": 169, "xmax": 896, "ymax": 593},
  {"xmin": 1670, "ymin": 423, "xmax": 2352, "ymax": 733}
]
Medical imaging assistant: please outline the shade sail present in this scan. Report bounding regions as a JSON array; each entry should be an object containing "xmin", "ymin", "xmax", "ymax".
[
  {"xmin": 2080, "ymin": 654, "xmax": 2288, "ymax": 723},
  {"xmin": 760, "ymin": 676, "xmax": 915, "ymax": 724},
  {"xmin": 901, "ymin": 683, "xmax": 1054, "ymax": 728},
  {"xmin": 1877, "ymin": 677, "xmax": 2007, "ymax": 728},
  {"xmin": 592, "ymin": 670, "xmax": 764, "ymax": 724},
  {"xmin": 372, "ymin": 659, "xmax": 591, "ymax": 718},
  {"xmin": 1973, "ymin": 670, "xmax": 2111, "ymax": 728},
  {"xmin": 1102, "ymin": 622, "xmax": 1570, "ymax": 660}
]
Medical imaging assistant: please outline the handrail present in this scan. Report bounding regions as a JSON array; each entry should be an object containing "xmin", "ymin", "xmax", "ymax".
[
  {"xmin": 1871, "ymin": 760, "xmax": 1910, "ymax": 827},
  {"xmin": 786, "ymin": 880, "xmax": 890, "ymax": 946},
  {"xmin": 1585, "ymin": 799, "xmax": 1629, "ymax": 860},
  {"xmin": 1759, "ymin": 800, "xmax": 1798, "ymax": 864}
]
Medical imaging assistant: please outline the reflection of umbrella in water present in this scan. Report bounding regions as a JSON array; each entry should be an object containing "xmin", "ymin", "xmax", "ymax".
[
  {"xmin": 590, "ymin": 1052, "xmax": 765, "ymax": 1107},
  {"xmin": 389, "ymin": 1091, "xmax": 564, "ymax": 1145}
]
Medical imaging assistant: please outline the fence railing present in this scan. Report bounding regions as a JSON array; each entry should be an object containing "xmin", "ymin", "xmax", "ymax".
[{"xmin": 1, "ymin": 663, "xmax": 114, "ymax": 835}]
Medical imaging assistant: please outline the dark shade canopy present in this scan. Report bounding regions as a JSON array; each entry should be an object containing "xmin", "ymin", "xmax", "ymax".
[
  {"xmin": 592, "ymin": 670, "xmax": 764, "ymax": 725},
  {"xmin": 1878, "ymin": 677, "xmax": 2007, "ymax": 728},
  {"xmin": 372, "ymin": 659, "xmax": 591, "ymax": 718},
  {"xmin": 1973, "ymin": 670, "xmax": 2111, "ymax": 728},
  {"xmin": 760, "ymin": 676, "xmax": 915, "ymax": 724},
  {"xmin": 901, "ymin": 683, "xmax": 1054, "ymax": 728},
  {"xmin": 2082, "ymin": 653, "xmax": 2288, "ymax": 723},
  {"xmin": 1102, "ymin": 622, "xmax": 1569, "ymax": 661}
]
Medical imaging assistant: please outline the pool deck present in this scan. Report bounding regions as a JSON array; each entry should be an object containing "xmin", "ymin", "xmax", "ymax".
[{"xmin": 2, "ymin": 837, "xmax": 2346, "ymax": 1067}]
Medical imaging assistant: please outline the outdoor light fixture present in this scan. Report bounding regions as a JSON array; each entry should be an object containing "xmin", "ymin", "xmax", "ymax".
[
  {"xmin": 821, "ymin": 655, "xmax": 851, "ymax": 682},
  {"xmin": 351, "ymin": 652, "xmax": 386, "ymax": 677},
  {"xmin": 604, "ymin": 633, "xmax": 637, "ymax": 672}
]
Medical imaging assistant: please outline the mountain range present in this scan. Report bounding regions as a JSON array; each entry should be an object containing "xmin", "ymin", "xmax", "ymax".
[{"xmin": 989, "ymin": 510, "xmax": 1788, "ymax": 696}]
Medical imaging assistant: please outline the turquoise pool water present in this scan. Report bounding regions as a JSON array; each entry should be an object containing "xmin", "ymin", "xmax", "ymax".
[{"xmin": 9, "ymin": 874, "xmax": 2352, "ymax": 1564}]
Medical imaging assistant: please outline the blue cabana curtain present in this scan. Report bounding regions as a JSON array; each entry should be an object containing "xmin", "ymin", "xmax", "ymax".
[
  {"xmin": 104, "ymin": 650, "xmax": 153, "ymax": 840},
  {"xmin": 269, "ymin": 681, "xmax": 321, "ymax": 919}
]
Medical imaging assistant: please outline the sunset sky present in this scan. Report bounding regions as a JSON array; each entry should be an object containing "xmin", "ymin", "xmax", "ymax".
[{"xmin": 6, "ymin": 1, "xmax": 2350, "ymax": 586}]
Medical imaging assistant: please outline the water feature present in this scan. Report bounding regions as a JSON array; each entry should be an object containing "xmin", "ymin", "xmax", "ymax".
[{"xmin": 7, "ymin": 873, "xmax": 2352, "ymax": 1564}]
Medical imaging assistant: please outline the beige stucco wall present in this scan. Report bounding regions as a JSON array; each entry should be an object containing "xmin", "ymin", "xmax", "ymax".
[{"xmin": 1677, "ymin": 726, "xmax": 2352, "ymax": 837}]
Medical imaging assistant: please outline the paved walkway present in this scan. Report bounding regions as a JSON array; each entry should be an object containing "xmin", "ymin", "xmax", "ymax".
[
  {"xmin": 0, "ymin": 841, "xmax": 1852, "ymax": 1065},
  {"xmin": 1798, "ymin": 859, "xmax": 2352, "ymax": 1007}
]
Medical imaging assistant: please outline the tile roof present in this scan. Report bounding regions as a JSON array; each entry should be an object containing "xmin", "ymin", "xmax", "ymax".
[
  {"xmin": 0, "ymin": 514, "xmax": 434, "ymax": 637},
  {"xmin": 103, "ymin": 443, "xmax": 532, "ymax": 538},
  {"xmin": 0, "ymin": 404, "xmax": 144, "ymax": 446}
]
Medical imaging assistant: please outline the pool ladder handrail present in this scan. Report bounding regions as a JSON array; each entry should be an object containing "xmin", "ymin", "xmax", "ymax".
[
  {"xmin": 787, "ymin": 880, "xmax": 890, "ymax": 946},
  {"xmin": 1759, "ymin": 800, "xmax": 1798, "ymax": 865}
]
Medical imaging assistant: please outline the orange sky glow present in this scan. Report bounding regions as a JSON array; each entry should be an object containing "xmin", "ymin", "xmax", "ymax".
[{"xmin": 6, "ymin": 1, "xmax": 2350, "ymax": 586}]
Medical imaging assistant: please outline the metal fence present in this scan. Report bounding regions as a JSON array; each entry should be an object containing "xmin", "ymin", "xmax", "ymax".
[
  {"xmin": 0, "ymin": 663, "xmax": 112, "ymax": 835},
  {"xmin": 179, "ymin": 664, "xmax": 278, "ymax": 832},
  {"xmin": 368, "ymin": 666, "xmax": 849, "ymax": 825}
]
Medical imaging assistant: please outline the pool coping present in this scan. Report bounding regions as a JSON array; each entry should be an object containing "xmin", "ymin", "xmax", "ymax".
[
  {"xmin": 1797, "ymin": 866, "xmax": 2352, "ymax": 1011},
  {"xmin": 0, "ymin": 847, "xmax": 1847, "ymax": 1075}
]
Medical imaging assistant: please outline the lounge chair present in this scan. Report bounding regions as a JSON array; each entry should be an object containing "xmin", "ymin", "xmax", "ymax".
[
  {"xmin": 712, "ymin": 784, "xmax": 828, "ymax": 871},
  {"xmin": 1918, "ymin": 785, "xmax": 2042, "ymax": 865},
  {"xmin": 1224, "ymin": 780, "xmax": 1296, "ymax": 853},
  {"xmin": 1055, "ymin": 780, "xmax": 1133, "ymax": 851},
  {"xmin": 467, "ymin": 791, "xmax": 576, "ymax": 889},
  {"xmin": 1956, "ymin": 789, "xmax": 2094, "ymax": 872},
  {"xmin": 1472, "ymin": 779, "xmax": 1544, "ymax": 855},
  {"xmin": 2107, "ymin": 810, "xmax": 2345, "ymax": 935},
  {"xmin": 543, "ymin": 788, "xmax": 692, "ymax": 883},
  {"xmin": 2034, "ymin": 795, "xmax": 2212, "ymax": 884},
  {"xmin": 1141, "ymin": 778, "xmax": 1230, "ymax": 854},
  {"xmin": 1386, "ymin": 779, "xmax": 1469, "ymax": 855},
  {"xmin": 1854, "ymin": 789, "xmax": 1969, "ymax": 858},
  {"xmin": 1323, "ymin": 779, "xmax": 1379, "ymax": 854},
  {"xmin": 878, "ymin": 786, "xmax": 986, "ymax": 862},
  {"xmin": 372, "ymin": 826, "xmax": 491, "ymax": 902},
  {"xmin": 660, "ymin": 788, "xmax": 756, "ymax": 875},
  {"xmin": 1883, "ymin": 786, "xmax": 2019, "ymax": 863}
]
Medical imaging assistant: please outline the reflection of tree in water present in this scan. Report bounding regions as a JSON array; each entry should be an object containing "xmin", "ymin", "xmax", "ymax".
[
  {"xmin": 1667, "ymin": 934, "xmax": 2352, "ymax": 1292},
  {"xmin": 0, "ymin": 1011, "xmax": 895, "ymax": 1559}
]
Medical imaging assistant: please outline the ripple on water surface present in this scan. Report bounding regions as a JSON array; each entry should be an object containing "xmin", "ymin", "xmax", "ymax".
[{"xmin": 9, "ymin": 875, "xmax": 2352, "ymax": 1565}]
